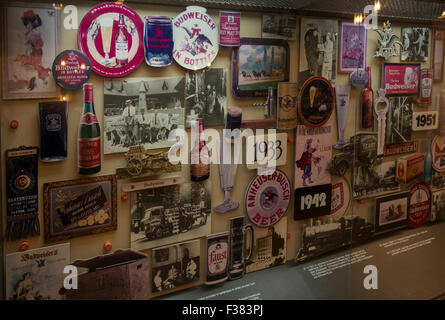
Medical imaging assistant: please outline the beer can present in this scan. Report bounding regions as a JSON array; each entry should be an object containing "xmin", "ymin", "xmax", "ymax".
[
  {"xmin": 205, "ymin": 232, "xmax": 229, "ymax": 285},
  {"xmin": 144, "ymin": 16, "xmax": 173, "ymax": 67}
]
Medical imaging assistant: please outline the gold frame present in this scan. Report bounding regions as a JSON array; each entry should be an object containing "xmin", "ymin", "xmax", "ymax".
[
  {"xmin": 2, "ymin": 2, "xmax": 60, "ymax": 100},
  {"xmin": 43, "ymin": 175, "xmax": 117, "ymax": 242}
]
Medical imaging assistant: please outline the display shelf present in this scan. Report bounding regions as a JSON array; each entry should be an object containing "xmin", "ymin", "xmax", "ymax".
[{"xmin": 161, "ymin": 222, "xmax": 445, "ymax": 300}]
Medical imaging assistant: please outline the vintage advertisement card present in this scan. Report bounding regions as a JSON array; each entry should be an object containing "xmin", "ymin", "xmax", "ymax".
[{"xmin": 5, "ymin": 243, "xmax": 70, "ymax": 300}]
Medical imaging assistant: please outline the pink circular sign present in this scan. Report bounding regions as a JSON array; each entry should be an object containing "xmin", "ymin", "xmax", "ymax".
[
  {"xmin": 245, "ymin": 170, "xmax": 290, "ymax": 228},
  {"xmin": 77, "ymin": 2, "xmax": 144, "ymax": 77}
]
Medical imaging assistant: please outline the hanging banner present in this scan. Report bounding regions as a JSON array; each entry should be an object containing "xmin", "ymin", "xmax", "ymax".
[
  {"xmin": 219, "ymin": 11, "xmax": 240, "ymax": 47},
  {"xmin": 172, "ymin": 6, "xmax": 219, "ymax": 70}
]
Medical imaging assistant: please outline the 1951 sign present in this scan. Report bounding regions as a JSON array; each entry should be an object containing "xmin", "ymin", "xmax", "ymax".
[
  {"xmin": 294, "ymin": 184, "xmax": 332, "ymax": 220},
  {"xmin": 412, "ymin": 111, "xmax": 439, "ymax": 131}
]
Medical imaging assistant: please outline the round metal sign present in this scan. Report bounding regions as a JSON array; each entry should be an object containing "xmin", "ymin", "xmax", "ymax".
[
  {"xmin": 432, "ymin": 135, "xmax": 445, "ymax": 173},
  {"xmin": 77, "ymin": 2, "xmax": 144, "ymax": 77},
  {"xmin": 245, "ymin": 170, "xmax": 290, "ymax": 228},
  {"xmin": 172, "ymin": 6, "xmax": 219, "ymax": 70},
  {"xmin": 298, "ymin": 76, "xmax": 335, "ymax": 128},
  {"xmin": 52, "ymin": 50, "xmax": 91, "ymax": 90},
  {"xmin": 409, "ymin": 182, "xmax": 431, "ymax": 228}
]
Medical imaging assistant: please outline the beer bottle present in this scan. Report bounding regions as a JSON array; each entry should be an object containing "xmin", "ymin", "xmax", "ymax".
[
  {"xmin": 191, "ymin": 118, "xmax": 209, "ymax": 181},
  {"xmin": 362, "ymin": 66, "xmax": 374, "ymax": 128},
  {"xmin": 78, "ymin": 83, "xmax": 101, "ymax": 174}
]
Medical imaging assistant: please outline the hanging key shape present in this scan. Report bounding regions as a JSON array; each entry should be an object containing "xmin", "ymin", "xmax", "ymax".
[{"xmin": 374, "ymin": 88, "xmax": 389, "ymax": 164}]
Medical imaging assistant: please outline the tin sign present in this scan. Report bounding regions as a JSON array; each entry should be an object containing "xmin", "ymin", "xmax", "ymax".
[
  {"xmin": 432, "ymin": 135, "xmax": 445, "ymax": 172},
  {"xmin": 409, "ymin": 182, "xmax": 430, "ymax": 228},
  {"xmin": 294, "ymin": 183, "xmax": 332, "ymax": 220},
  {"xmin": 412, "ymin": 111, "xmax": 439, "ymax": 131},
  {"xmin": 52, "ymin": 50, "xmax": 91, "ymax": 90},
  {"xmin": 173, "ymin": 6, "xmax": 219, "ymax": 70},
  {"xmin": 77, "ymin": 2, "xmax": 144, "ymax": 77},
  {"xmin": 245, "ymin": 170, "xmax": 290, "ymax": 228},
  {"xmin": 382, "ymin": 63, "xmax": 420, "ymax": 96},
  {"xmin": 330, "ymin": 177, "xmax": 351, "ymax": 220},
  {"xmin": 420, "ymin": 69, "xmax": 433, "ymax": 105},
  {"xmin": 205, "ymin": 232, "xmax": 229, "ymax": 285},
  {"xmin": 219, "ymin": 11, "xmax": 240, "ymax": 47}
]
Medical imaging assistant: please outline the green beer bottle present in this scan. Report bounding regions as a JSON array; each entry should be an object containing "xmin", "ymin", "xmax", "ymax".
[{"xmin": 78, "ymin": 83, "xmax": 101, "ymax": 174}]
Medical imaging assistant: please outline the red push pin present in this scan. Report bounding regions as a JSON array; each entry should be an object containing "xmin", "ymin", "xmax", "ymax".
[
  {"xmin": 104, "ymin": 241, "xmax": 112, "ymax": 252},
  {"xmin": 121, "ymin": 193, "xmax": 128, "ymax": 201},
  {"xmin": 288, "ymin": 137, "xmax": 295, "ymax": 143},
  {"xmin": 286, "ymin": 232, "xmax": 291, "ymax": 241},
  {"xmin": 19, "ymin": 241, "xmax": 29, "ymax": 251},
  {"xmin": 10, "ymin": 120, "xmax": 19, "ymax": 129},
  {"xmin": 357, "ymin": 199, "xmax": 365, "ymax": 204}
]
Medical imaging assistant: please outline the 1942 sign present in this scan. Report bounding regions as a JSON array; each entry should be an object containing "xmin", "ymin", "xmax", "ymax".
[{"xmin": 294, "ymin": 184, "xmax": 332, "ymax": 220}]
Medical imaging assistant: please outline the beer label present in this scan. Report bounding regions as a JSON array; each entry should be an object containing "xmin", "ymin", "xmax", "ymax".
[
  {"xmin": 80, "ymin": 112, "xmax": 98, "ymax": 125},
  {"xmin": 207, "ymin": 241, "xmax": 228, "ymax": 276},
  {"xmin": 409, "ymin": 182, "xmax": 431, "ymax": 228},
  {"xmin": 46, "ymin": 113, "xmax": 62, "ymax": 132},
  {"xmin": 78, "ymin": 137, "xmax": 101, "ymax": 168},
  {"xmin": 115, "ymin": 42, "xmax": 129, "ymax": 60}
]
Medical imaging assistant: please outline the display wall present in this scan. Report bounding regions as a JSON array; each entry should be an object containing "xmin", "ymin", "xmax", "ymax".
[{"xmin": 1, "ymin": 0, "xmax": 444, "ymax": 300}]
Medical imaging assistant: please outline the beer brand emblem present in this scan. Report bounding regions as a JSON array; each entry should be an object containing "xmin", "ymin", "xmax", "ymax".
[
  {"xmin": 46, "ymin": 114, "xmax": 62, "ymax": 132},
  {"xmin": 432, "ymin": 135, "xmax": 445, "ymax": 173},
  {"xmin": 245, "ymin": 170, "xmax": 290, "ymax": 228},
  {"xmin": 409, "ymin": 182, "xmax": 430, "ymax": 228},
  {"xmin": 52, "ymin": 50, "xmax": 91, "ymax": 90},
  {"xmin": 172, "ymin": 6, "xmax": 219, "ymax": 70},
  {"xmin": 207, "ymin": 241, "xmax": 228, "ymax": 275}
]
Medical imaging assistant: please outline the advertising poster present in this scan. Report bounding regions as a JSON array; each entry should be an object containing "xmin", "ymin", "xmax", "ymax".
[
  {"xmin": 383, "ymin": 63, "xmax": 420, "ymax": 96},
  {"xmin": 294, "ymin": 125, "xmax": 332, "ymax": 189},
  {"xmin": 5, "ymin": 243, "xmax": 70, "ymax": 300},
  {"xmin": 219, "ymin": 12, "xmax": 240, "ymax": 46}
]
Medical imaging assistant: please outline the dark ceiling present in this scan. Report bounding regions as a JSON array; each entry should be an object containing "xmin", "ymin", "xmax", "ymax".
[{"xmin": 125, "ymin": 0, "xmax": 445, "ymax": 24}]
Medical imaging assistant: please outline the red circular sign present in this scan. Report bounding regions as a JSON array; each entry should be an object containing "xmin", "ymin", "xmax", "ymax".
[
  {"xmin": 77, "ymin": 2, "xmax": 144, "ymax": 77},
  {"xmin": 409, "ymin": 182, "xmax": 431, "ymax": 228},
  {"xmin": 52, "ymin": 50, "xmax": 91, "ymax": 90},
  {"xmin": 245, "ymin": 170, "xmax": 290, "ymax": 228}
]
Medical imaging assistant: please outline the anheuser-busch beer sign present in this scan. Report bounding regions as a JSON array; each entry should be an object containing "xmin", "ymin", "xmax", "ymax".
[
  {"xmin": 383, "ymin": 63, "xmax": 420, "ymax": 96},
  {"xmin": 172, "ymin": 6, "xmax": 219, "ymax": 70}
]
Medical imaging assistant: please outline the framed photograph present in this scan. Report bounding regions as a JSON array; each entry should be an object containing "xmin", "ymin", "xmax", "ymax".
[
  {"xmin": 130, "ymin": 180, "xmax": 211, "ymax": 251},
  {"xmin": 151, "ymin": 239, "xmax": 200, "ymax": 294},
  {"xmin": 232, "ymin": 38, "xmax": 289, "ymax": 98},
  {"xmin": 185, "ymin": 68, "xmax": 227, "ymax": 128},
  {"xmin": 2, "ymin": 2, "xmax": 59, "ymax": 99},
  {"xmin": 299, "ymin": 18, "xmax": 338, "ymax": 87},
  {"xmin": 375, "ymin": 192, "xmax": 410, "ymax": 233},
  {"xmin": 385, "ymin": 96, "xmax": 413, "ymax": 145},
  {"xmin": 431, "ymin": 188, "xmax": 445, "ymax": 223},
  {"xmin": 382, "ymin": 63, "xmax": 420, "ymax": 96},
  {"xmin": 43, "ymin": 175, "xmax": 117, "ymax": 242},
  {"xmin": 401, "ymin": 27, "xmax": 430, "ymax": 62},
  {"xmin": 103, "ymin": 76, "xmax": 185, "ymax": 154},
  {"xmin": 433, "ymin": 29, "xmax": 445, "ymax": 82},
  {"xmin": 339, "ymin": 22, "xmax": 367, "ymax": 73},
  {"xmin": 353, "ymin": 161, "xmax": 400, "ymax": 199},
  {"xmin": 262, "ymin": 15, "xmax": 297, "ymax": 40}
]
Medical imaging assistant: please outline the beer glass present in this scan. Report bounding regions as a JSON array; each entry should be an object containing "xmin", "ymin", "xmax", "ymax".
[
  {"xmin": 229, "ymin": 217, "xmax": 254, "ymax": 280},
  {"xmin": 310, "ymin": 86, "xmax": 316, "ymax": 108},
  {"xmin": 100, "ymin": 17, "xmax": 114, "ymax": 64}
]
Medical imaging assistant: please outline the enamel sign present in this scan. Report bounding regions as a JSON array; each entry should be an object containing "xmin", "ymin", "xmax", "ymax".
[{"xmin": 172, "ymin": 6, "xmax": 219, "ymax": 70}]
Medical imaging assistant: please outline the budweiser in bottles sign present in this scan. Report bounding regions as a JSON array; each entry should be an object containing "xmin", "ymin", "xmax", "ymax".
[{"xmin": 172, "ymin": 6, "xmax": 219, "ymax": 70}]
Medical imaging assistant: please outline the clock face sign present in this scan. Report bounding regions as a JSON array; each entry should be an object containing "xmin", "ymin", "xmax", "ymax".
[
  {"xmin": 172, "ymin": 6, "xmax": 219, "ymax": 70},
  {"xmin": 245, "ymin": 170, "xmax": 290, "ymax": 228},
  {"xmin": 409, "ymin": 182, "xmax": 430, "ymax": 228},
  {"xmin": 432, "ymin": 136, "xmax": 445, "ymax": 173},
  {"xmin": 77, "ymin": 2, "xmax": 144, "ymax": 77},
  {"xmin": 298, "ymin": 77, "xmax": 335, "ymax": 128},
  {"xmin": 52, "ymin": 50, "xmax": 91, "ymax": 89}
]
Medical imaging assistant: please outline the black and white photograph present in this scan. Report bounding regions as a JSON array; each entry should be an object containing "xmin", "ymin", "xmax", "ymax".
[
  {"xmin": 353, "ymin": 161, "xmax": 400, "ymax": 199},
  {"xmin": 103, "ymin": 77, "xmax": 185, "ymax": 154},
  {"xmin": 185, "ymin": 68, "xmax": 227, "ymax": 128},
  {"xmin": 385, "ymin": 96, "xmax": 413, "ymax": 145},
  {"xmin": 130, "ymin": 181, "xmax": 211, "ymax": 251},
  {"xmin": 432, "ymin": 171, "xmax": 445, "ymax": 189},
  {"xmin": 375, "ymin": 192, "xmax": 410, "ymax": 233},
  {"xmin": 262, "ymin": 15, "xmax": 297, "ymax": 40},
  {"xmin": 431, "ymin": 189, "xmax": 445, "ymax": 223},
  {"xmin": 245, "ymin": 217, "xmax": 287, "ymax": 273},
  {"xmin": 401, "ymin": 27, "xmax": 430, "ymax": 61},
  {"xmin": 151, "ymin": 240, "xmax": 200, "ymax": 293},
  {"xmin": 299, "ymin": 18, "xmax": 338, "ymax": 87}
]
